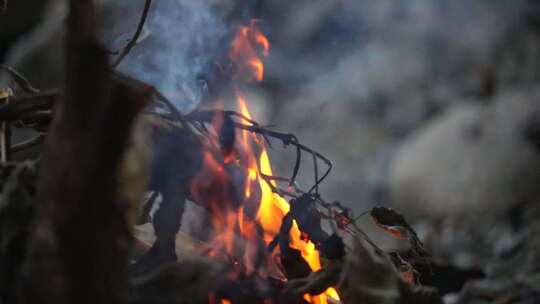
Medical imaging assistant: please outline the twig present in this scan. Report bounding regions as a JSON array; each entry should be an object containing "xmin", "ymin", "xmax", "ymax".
[
  {"xmin": 0, "ymin": 91, "xmax": 11, "ymax": 162},
  {"xmin": 111, "ymin": 0, "xmax": 152, "ymax": 68},
  {"xmin": 233, "ymin": 122, "xmax": 333, "ymax": 188},
  {"xmin": 311, "ymin": 151, "xmax": 319, "ymax": 195},
  {"xmin": 18, "ymin": 110, "xmax": 51, "ymax": 121},
  {"xmin": 0, "ymin": 65, "xmax": 40, "ymax": 93},
  {"xmin": 184, "ymin": 110, "xmax": 333, "ymax": 195},
  {"xmin": 0, "ymin": 89, "xmax": 57, "ymax": 122},
  {"xmin": 11, "ymin": 135, "xmax": 45, "ymax": 153},
  {"xmin": 0, "ymin": 121, "xmax": 9, "ymax": 162}
]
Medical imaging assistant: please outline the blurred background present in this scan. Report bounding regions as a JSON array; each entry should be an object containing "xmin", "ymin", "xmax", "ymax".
[{"xmin": 2, "ymin": 0, "xmax": 540, "ymax": 301}]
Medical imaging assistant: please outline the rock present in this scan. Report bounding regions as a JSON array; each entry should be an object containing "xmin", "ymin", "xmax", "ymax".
[{"xmin": 389, "ymin": 88, "xmax": 540, "ymax": 219}]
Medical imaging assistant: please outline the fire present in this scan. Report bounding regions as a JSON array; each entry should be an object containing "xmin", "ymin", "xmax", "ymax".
[
  {"xmin": 192, "ymin": 18, "xmax": 340, "ymax": 303},
  {"xmin": 229, "ymin": 19, "xmax": 269, "ymax": 82}
]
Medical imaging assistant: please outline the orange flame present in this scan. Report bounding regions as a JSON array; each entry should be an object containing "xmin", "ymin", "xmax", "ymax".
[
  {"xmin": 193, "ymin": 19, "xmax": 340, "ymax": 304},
  {"xmin": 231, "ymin": 20, "xmax": 339, "ymax": 303},
  {"xmin": 229, "ymin": 19, "xmax": 269, "ymax": 82}
]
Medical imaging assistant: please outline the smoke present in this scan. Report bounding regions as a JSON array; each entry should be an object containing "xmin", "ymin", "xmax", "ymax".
[
  {"xmin": 6, "ymin": 0, "xmax": 535, "ymax": 214},
  {"xmin": 245, "ymin": 0, "xmax": 534, "ymax": 209},
  {"xmin": 101, "ymin": 0, "xmax": 240, "ymax": 112}
]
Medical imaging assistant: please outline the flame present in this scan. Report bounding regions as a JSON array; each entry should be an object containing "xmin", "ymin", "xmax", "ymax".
[
  {"xmin": 229, "ymin": 19, "xmax": 269, "ymax": 82},
  {"xmin": 193, "ymin": 19, "xmax": 340, "ymax": 304},
  {"xmin": 256, "ymin": 149, "xmax": 290, "ymax": 244}
]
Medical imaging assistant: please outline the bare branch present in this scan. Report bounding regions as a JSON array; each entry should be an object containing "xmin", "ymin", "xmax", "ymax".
[
  {"xmin": 0, "ymin": 89, "xmax": 57, "ymax": 122},
  {"xmin": 11, "ymin": 135, "xmax": 45, "ymax": 153},
  {"xmin": 112, "ymin": 0, "xmax": 152, "ymax": 68}
]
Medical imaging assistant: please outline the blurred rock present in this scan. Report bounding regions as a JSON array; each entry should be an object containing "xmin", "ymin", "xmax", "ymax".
[
  {"xmin": 389, "ymin": 88, "xmax": 540, "ymax": 219},
  {"xmin": 258, "ymin": 0, "xmax": 540, "ymax": 212}
]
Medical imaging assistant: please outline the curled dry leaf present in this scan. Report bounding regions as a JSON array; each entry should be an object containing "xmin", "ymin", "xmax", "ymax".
[
  {"xmin": 370, "ymin": 207, "xmax": 428, "ymax": 258},
  {"xmin": 370, "ymin": 207, "xmax": 413, "ymax": 238}
]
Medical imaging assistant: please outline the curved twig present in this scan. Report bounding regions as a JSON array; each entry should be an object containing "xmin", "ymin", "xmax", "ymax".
[
  {"xmin": 112, "ymin": 0, "xmax": 152, "ymax": 68},
  {"xmin": 311, "ymin": 151, "xmax": 319, "ymax": 195},
  {"xmin": 11, "ymin": 135, "xmax": 45, "ymax": 153}
]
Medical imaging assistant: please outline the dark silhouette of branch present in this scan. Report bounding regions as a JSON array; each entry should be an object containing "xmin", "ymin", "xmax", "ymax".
[
  {"xmin": 20, "ymin": 0, "xmax": 151, "ymax": 304},
  {"xmin": 10, "ymin": 135, "xmax": 44, "ymax": 153},
  {"xmin": 0, "ymin": 89, "xmax": 57, "ymax": 121}
]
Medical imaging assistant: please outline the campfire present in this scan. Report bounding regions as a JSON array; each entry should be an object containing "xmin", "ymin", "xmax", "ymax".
[
  {"xmin": 188, "ymin": 18, "xmax": 340, "ymax": 303},
  {"xmin": 0, "ymin": 1, "xmax": 444, "ymax": 304}
]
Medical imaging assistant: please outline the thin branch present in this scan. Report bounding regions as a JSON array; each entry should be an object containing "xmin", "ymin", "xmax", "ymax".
[
  {"xmin": 233, "ymin": 122, "xmax": 333, "ymax": 187},
  {"xmin": 185, "ymin": 109, "xmax": 333, "ymax": 195},
  {"xmin": 11, "ymin": 135, "xmax": 45, "ymax": 153},
  {"xmin": 0, "ymin": 65, "xmax": 40, "ymax": 93},
  {"xmin": 311, "ymin": 151, "xmax": 319, "ymax": 195},
  {"xmin": 112, "ymin": 0, "xmax": 152, "ymax": 68},
  {"xmin": 0, "ymin": 121, "xmax": 9, "ymax": 162},
  {"xmin": 0, "ymin": 90, "xmax": 57, "ymax": 122}
]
